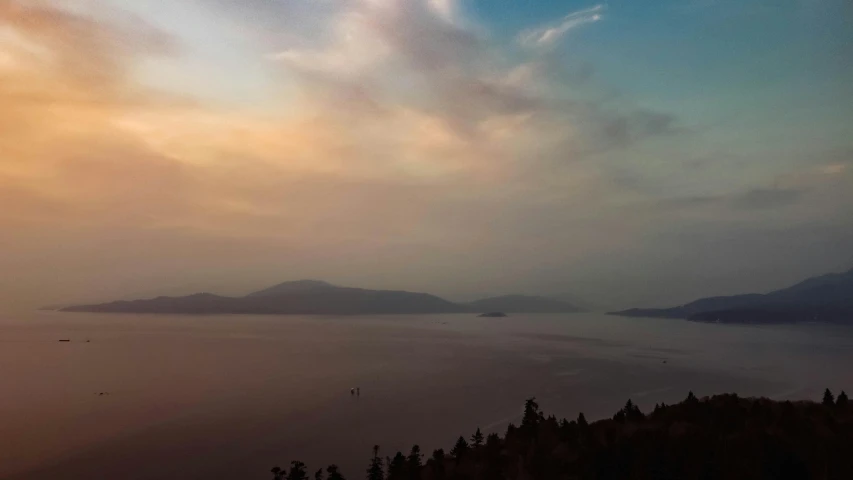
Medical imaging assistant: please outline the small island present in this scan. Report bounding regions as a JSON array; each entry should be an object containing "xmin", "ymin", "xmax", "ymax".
[{"xmin": 477, "ymin": 312, "xmax": 507, "ymax": 318}]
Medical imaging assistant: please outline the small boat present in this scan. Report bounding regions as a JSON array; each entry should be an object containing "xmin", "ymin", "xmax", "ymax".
[{"xmin": 58, "ymin": 339, "xmax": 71, "ymax": 342}]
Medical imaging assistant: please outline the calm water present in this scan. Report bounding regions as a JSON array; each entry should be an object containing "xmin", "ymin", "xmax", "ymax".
[{"xmin": 1, "ymin": 312, "xmax": 852, "ymax": 479}]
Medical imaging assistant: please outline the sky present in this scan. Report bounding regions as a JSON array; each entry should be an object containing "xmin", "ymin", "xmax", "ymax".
[{"xmin": 1, "ymin": 0, "xmax": 851, "ymax": 310}]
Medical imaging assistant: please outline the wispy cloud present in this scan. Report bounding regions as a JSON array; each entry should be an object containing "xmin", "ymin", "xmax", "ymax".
[
  {"xmin": 6, "ymin": 0, "xmax": 848, "ymax": 310},
  {"xmin": 518, "ymin": 4, "xmax": 604, "ymax": 48}
]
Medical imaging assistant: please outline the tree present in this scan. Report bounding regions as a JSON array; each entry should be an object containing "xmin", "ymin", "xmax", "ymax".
[
  {"xmin": 428, "ymin": 449, "xmax": 445, "ymax": 479},
  {"xmin": 326, "ymin": 465, "xmax": 345, "ymax": 480},
  {"xmin": 522, "ymin": 397, "xmax": 542, "ymax": 429},
  {"xmin": 315, "ymin": 468, "xmax": 324, "ymax": 480},
  {"xmin": 470, "ymin": 427, "xmax": 484, "ymax": 447},
  {"xmin": 405, "ymin": 445, "xmax": 422, "ymax": 480},
  {"xmin": 386, "ymin": 452, "xmax": 406, "ymax": 480},
  {"xmin": 287, "ymin": 461, "xmax": 309, "ymax": 480},
  {"xmin": 272, "ymin": 466, "xmax": 284, "ymax": 480},
  {"xmin": 450, "ymin": 436, "xmax": 469, "ymax": 459},
  {"xmin": 838, "ymin": 391, "xmax": 849, "ymax": 407},
  {"xmin": 577, "ymin": 412, "xmax": 588, "ymax": 428},
  {"xmin": 823, "ymin": 388, "xmax": 835, "ymax": 406},
  {"xmin": 686, "ymin": 391, "xmax": 698, "ymax": 404},
  {"xmin": 367, "ymin": 445, "xmax": 385, "ymax": 480},
  {"xmin": 624, "ymin": 398, "xmax": 644, "ymax": 421}
]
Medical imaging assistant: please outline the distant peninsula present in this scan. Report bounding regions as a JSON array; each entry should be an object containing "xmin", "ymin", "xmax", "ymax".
[
  {"xmin": 59, "ymin": 280, "xmax": 583, "ymax": 316},
  {"xmin": 610, "ymin": 267, "xmax": 853, "ymax": 325}
]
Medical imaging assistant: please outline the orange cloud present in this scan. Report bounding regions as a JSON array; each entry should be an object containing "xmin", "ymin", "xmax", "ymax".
[{"xmin": 0, "ymin": 0, "xmax": 681, "ymax": 309}]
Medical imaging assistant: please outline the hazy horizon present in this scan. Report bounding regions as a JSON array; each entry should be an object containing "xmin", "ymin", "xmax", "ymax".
[{"xmin": 2, "ymin": 0, "xmax": 852, "ymax": 312}]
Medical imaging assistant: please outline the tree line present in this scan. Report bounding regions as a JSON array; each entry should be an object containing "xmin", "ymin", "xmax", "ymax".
[{"xmin": 272, "ymin": 388, "xmax": 853, "ymax": 480}]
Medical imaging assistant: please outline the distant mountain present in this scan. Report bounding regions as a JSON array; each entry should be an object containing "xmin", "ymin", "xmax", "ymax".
[
  {"xmin": 62, "ymin": 281, "xmax": 466, "ymax": 315},
  {"xmin": 246, "ymin": 279, "xmax": 337, "ymax": 297},
  {"xmin": 468, "ymin": 295, "xmax": 582, "ymax": 314},
  {"xmin": 60, "ymin": 281, "xmax": 593, "ymax": 316},
  {"xmin": 610, "ymin": 267, "xmax": 853, "ymax": 324}
]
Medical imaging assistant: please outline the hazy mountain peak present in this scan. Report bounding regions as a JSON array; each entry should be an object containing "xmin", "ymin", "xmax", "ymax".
[
  {"xmin": 246, "ymin": 280, "xmax": 337, "ymax": 297},
  {"xmin": 610, "ymin": 267, "xmax": 853, "ymax": 324}
]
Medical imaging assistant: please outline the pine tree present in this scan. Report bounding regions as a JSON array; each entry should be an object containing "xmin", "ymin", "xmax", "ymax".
[
  {"xmin": 386, "ymin": 452, "xmax": 406, "ymax": 480},
  {"xmin": 367, "ymin": 445, "xmax": 385, "ymax": 480},
  {"xmin": 326, "ymin": 465, "xmax": 345, "ymax": 480},
  {"xmin": 686, "ymin": 391, "xmax": 698, "ymax": 404},
  {"xmin": 405, "ymin": 445, "xmax": 422, "ymax": 480},
  {"xmin": 450, "ymin": 436, "xmax": 469, "ymax": 459},
  {"xmin": 287, "ymin": 461, "xmax": 309, "ymax": 480},
  {"xmin": 823, "ymin": 388, "xmax": 835, "ymax": 406},
  {"xmin": 428, "ymin": 449, "xmax": 445, "ymax": 479},
  {"xmin": 522, "ymin": 397, "xmax": 541, "ymax": 429},
  {"xmin": 838, "ymin": 391, "xmax": 849, "ymax": 407},
  {"xmin": 577, "ymin": 412, "xmax": 588, "ymax": 428},
  {"xmin": 470, "ymin": 427, "xmax": 484, "ymax": 447},
  {"xmin": 624, "ymin": 398, "xmax": 643, "ymax": 421}
]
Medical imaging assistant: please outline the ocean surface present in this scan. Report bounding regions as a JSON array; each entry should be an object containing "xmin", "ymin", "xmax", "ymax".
[{"xmin": 1, "ymin": 312, "xmax": 852, "ymax": 479}]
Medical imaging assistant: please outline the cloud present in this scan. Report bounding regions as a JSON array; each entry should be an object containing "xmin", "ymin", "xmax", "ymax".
[
  {"xmin": 0, "ymin": 0, "xmax": 678, "ymax": 240},
  {"xmin": 599, "ymin": 109, "xmax": 680, "ymax": 148},
  {"xmin": 518, "ymin": 4, "xmax": 604, "ymax": 48},
  {"xmin": 819, "ymin": 163, "xmax": 847, "ymax": 175},
  {"xmin": 427, "ymin": 0, "xmax": 457, "ymax": 23},
  {"xmin": 6, "ymin": 0, "xmax": 846, "ymax": 311},
  {"xmin": 730, "ymin": 187, "xmax": 805, "ymax": 209}
]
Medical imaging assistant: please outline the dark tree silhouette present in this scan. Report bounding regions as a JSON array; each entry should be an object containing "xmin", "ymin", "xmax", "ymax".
[
  {"xmin": 367, "ymin": 445, "xmax": 384, "ymax": 480},
  {"xmin": 838, "ymin": 391, "xmax": 849, "ymax": 407},
  {"xmin": 326, "ymin": 465, "xmax": 345, "ymax": 480},
  {"xmin": 386, "ymin": 452, "xmax": 405, "ymax": 480},
  {"xmin": 314, "ymin": 468, "xmax": 324, "ymax": 480},
  {"xmin": 269, "ymin": 393, "xmax": 853, "ymax": 480},
  {"xmin": 287, "ymin": 461, "xmax": 308, "ymax": 480},
  {"xmin": 272, "ymin": 466, "xmax": 284, "ymax": 480},
  {"xmin": 577, "ymin": 412, "xmax": 588, "ymax": 428},
  {"xmin": 428, "ymin": 449, "xmax": 445, "ymax": 479},
  {"xmin": 450, "ymin": 436, "xmax": 469, "ymax": 459},
  {"xmin": 522, "ymin": 397, "xmax": 541, "ymax": 429},
  {"xmin": 823, "ymin": 388, "xmax": 835, "ymax": 406},
  {"xmin": 405, "ymin": 445, "xmax": 422, "ymax": 480},
  {"xmin": 470, "ymin": 427, "xmax": 484, "ymax": 447},
  {"xmin": 686, "ymin": 390, "xmax": 699, "ymax": 404},
  {"xmin": 623, "ymin": 398, "xmax": 644, "ymax": 421}
]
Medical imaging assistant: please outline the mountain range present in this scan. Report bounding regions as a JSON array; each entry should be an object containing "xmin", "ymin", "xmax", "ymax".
[
  {"xmin": 609, "ymin": 267, "xmax": 853, "ymax": 324},
  {"xmin": 59, "ymin": 281, "xmax": 583, "ymax": 315}
]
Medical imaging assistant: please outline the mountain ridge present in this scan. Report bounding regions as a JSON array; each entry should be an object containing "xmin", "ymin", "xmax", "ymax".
[
  {"xmin": 609, "ymin": 267, "xmax": 853, "ymax": 324},
  {"xmin": 60, "ymin": 281, "xmax": 583, "ymax": 315}
]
